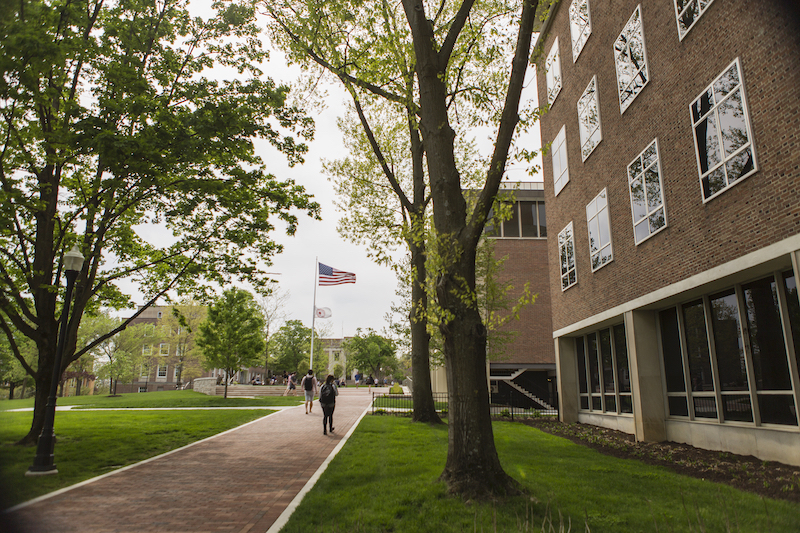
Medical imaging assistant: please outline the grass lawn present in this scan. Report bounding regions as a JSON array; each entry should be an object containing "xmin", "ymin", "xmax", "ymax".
[
  {"xmin": 280, "ymin": 416, "xmax": 800, "ymax": 532},
  {"xmin": 0, "ymin": 408, "xmax": 271, "ymax": 508},
  {"xmin": 0, "ymin": 390, "xmax": 303, "ymax": 411}
]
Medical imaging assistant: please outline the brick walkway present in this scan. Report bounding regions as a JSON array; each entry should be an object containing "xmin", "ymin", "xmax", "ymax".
[{"xmin": 3, "ymin": 388, "xmax": 376, "ymax": 533}]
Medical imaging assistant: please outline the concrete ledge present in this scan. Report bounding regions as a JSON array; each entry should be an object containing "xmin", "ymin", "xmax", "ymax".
[
  {"xmin": 193, "ymin": 377, "xmax": 217, "ymax": 396},
  {"xmin": 577, "ymin": 412, "xmax": 636, "ymax": 435}
]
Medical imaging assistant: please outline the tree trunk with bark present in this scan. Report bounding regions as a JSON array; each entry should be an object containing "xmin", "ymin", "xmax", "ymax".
[{"xmin": 401, "ymin": 0, "xmax": 537, "ymax": 498}]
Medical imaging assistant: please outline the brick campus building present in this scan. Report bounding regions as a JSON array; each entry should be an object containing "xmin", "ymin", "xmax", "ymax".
[{"xmin": 536, "ymin": 0, "xmax": 800, "ymax": 465}]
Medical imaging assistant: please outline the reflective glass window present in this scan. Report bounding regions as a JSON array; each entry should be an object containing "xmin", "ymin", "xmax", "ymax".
[
  {"xmin": 538, "ymin": 202, "xmax": 547, "ymax": 237},
  {"xmin": 710, "ymin": 289, "xmax": 748, "ymax": 392},
  {"xmin": 578, "ymin": 77, "xmax": 602, "ymax": 161},
  {"xmin": 614, "ymin": 6, "xmax": 649, "ymax": 112},
  {"xmin": 693, "ymin": 396, "xmax": 717, "ymax": 419},
  {"xmin": 600, "ymin": 329, "xmax": 615, "ymax": 393},
  {"xmin": 743, "ymin": 277, "xmax": 792, "ymax": 391},
  {"xmin": 588, "ymin": 333, "xmax": 600, "ymax": 394},
  {"xmin": 722, "ymin": 394, "xmax": 753, "ymax": 423},
  {"xmin": 668, "ymin": 396, "xmax": 689, "ymax": 417},
  {"xmin": 628, "ymin": 139, "xmax": 667, "ymax": 244},
  {"xmin": 576, "ymin": 337, "xmax": 588, "ymax": 394},
  {"xmin": 586, "ymin": 189, "xmax": 613, "ymax": 271},
  {"xmin": 502, "ymin": 203, "xmax": 520, "ymax": 237},
  {"xmin": 683, "ymin": 300, "xmax": 714, "ymax": 392},
  {"xmin": 674, "ymin": 0, "xmax": 715, "ymax": 40},
  {"xmin": 691, "ymin": 59, "xmax": 757, "ymax": 201},
  {"xmin": 552, "ymin": 126, "xmax": 569, "ymax": 195},
  {"xmin": 660, "ymin": 308, "xmax": 686, "ymax": 392},
  {"xmin": 569, "ymin": 0, "xmax": 592, "ymax": 61},
  {"xmin": 520, "ymin": 201, "xmax": 538, "ymax": 237},
  {"xmin": 559, "ymin": 222, "xmax": 577, "ymax": 290},
  {"xmin": 758, "ymin": 394, "xmax": 798, "ymax": 426},
  {"xmin": 782, "ymin": 271, "xmax": 800, "ymax": 375},
  {"xmin": 546, "ymin": 38, "xmax": 562, "ymax": 104},
  {"xmin": 614, "ymin": 324, "xmax": 631, "ymax": 393}
]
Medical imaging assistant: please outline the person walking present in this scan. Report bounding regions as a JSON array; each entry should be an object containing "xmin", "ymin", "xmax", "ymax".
[
  {"xmin": 319, "ymin": 374, "xmax": 338, "ymax": 435},
  {"xmin": 300, "ymin": 369, "xmax": 318, "ymax": 414}
]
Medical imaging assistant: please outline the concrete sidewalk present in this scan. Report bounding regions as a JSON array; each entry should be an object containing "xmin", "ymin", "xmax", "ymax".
[{"xmin": 3, "ymin": 388, "xmax": 377, "ymax": 533}]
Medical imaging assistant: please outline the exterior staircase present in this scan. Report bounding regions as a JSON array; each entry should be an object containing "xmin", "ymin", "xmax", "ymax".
[{"xmin": 214, "ymin": 385, "xmax": 293, "ymax": 397}]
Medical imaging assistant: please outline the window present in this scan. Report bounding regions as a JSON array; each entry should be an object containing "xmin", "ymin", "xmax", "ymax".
[
  {"xmin": 157, "ymin": 364, "xmax": 168, "ymax": 378},
  {"xmin": 144, "ymin": 324, "xmax": 155, "ymax": 337},
  {"xmin": 159, "ymin": 343, "xmax": 170, "ymax": 356},
  {"xmin": 659, "ymin": 272, "xmax": 800, "ymax": 426},
  {"xmin": 585, "ymin": 189, "xmax": 613, "ymax": 271},
  {"xmin": 628, "ymin": 139, "xmax": 666, "ymax": 244},
  {"xmin": 546, "ymin": 38, "xmax": 562, "ymax": 105},
  {"xmin": 552, "ymin": 126, "xmax": 569, "ymax": 195},
  {"xmin": 140, "ymin": 363, "xmax": 150, "ymax": 378},
  {"xmin": 674, "ymin": 0, "xmax": 715, "ymax": 40},
  {"xmin": 558, "ymin": 222, "xmax": 577, "ymax": 290},
  {"xmin": 568, "ymin": 0, "xmax": 591, "ymax": 61},
  {"xmin": 691, "ymin": 58, "xmax": 757, "ymax": 202},
  {"xmin": 576, "ymin": 324, "xmax": 632, "ymax": 413},
  {"xmin": 578, "ymin": 76, "xmax": 602, "ymax": 161},
  {"xmin": 487, "ymin": 201, "xmax": 547, "ymax": 238},
  {"xmin": 142, "ymin": 344, "xmax": 152, "ymax": 357},
  {"xmin": 614, "ymin": 5, "xmax": 649, "ymax": 113},
  {"xmin": 138, "ymin": 386, "xmax": 147, "ymax": 393},
  {"xmin": 157, "ymin": 311, "xmax": 163, "ymax": 319}
]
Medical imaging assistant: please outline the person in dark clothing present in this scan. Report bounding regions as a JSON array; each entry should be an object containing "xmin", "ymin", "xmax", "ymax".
[{"xmin": 319, "ymin": 374, "xmax": 338, "ymax": 435}]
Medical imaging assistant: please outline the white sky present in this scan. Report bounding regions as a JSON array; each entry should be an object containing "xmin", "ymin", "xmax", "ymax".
[{"xmin": 121, "ymin": 1, "xmax": 542, "ymax": 339}]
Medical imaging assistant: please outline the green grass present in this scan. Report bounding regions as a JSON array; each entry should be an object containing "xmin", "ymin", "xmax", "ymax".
[
  {"xmin": 371, "ymin": 396, "xmax": 448, "ymax": 411},
  {"xmin": 280, "ymin": 417, "xmax": 800, "ymax": 532},
  {"xmin": 0, "ymin": 389, "xmax": 303, "ymax": 411},
  {"xmin": 0, "ymin": 408, "xmax": 271, "ymax": 508}
]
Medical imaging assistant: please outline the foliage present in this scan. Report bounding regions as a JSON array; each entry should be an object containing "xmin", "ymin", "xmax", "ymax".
[
  {"xmin": 256, "ymin": 286, "xmax": 290, "ymax": 375},
  {"xmin": 0, "ymin": 334, "xmax": 35, "ymax": 399},
  {"xmin": 0, "ymin": 408, "xmax": 271, "ymax": 508},
  {"xmin": 197, "ymin": 288, "xmax": 265, "ymax": 396},
  {"xmin": 89, "ymin": 315, "xmax": 147, "ymax": 395},
  {"xmin": 342, "ymin": 329, "xmax": 397, "ymax": 381},
  {"xmin": 0, "ymin": 0, "xmax": 319, "ymax": 442},
  {"xmin": 277, "ymin": 416, "xmax": 800, "ymax": 532},
  {"xmin": 269, "ymin": 319, "xmax": 325, "ymax": 376}
]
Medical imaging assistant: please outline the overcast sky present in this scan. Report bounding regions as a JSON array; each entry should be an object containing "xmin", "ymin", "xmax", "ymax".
[{"xmin": 122, "ymin": 1, "xmax": 542, "ymax": 339}]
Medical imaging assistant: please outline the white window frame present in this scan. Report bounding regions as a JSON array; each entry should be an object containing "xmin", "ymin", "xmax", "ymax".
[
  {"xmin": 628, "ymin": 138, "xmax": 667, "ymax": 245},
  {"xmin": 142, "ymin": 344, "xmax": 152, "ymax": 357},
  {"xmin": 568, "ymin": 0, "xmax": 592, "ymax": 62},
  {"xmin": 157, "ymin": 364, "xmax": 168, "ymax": 378},
  {"xmin": 546, "ymin": 37, "xmax": 562, "ymax": 105},
  {"xmin": 614, "ymin": 5, "xmax": 649, "ymax": 113},
  {"xmin": 586, "ymin": 189, "xmax": 613, "ymax": 272},
  {"xmin": 578, "ymin": 76, "xmax": 602, "ymax": 161},
  {"xmin": 159, "ymin": 342, "xmax": 170, "ymax": 356},
  {"xmin": 674, "ymin": 0, "xmax": 715, "ymax": 41},
  {"xmin": 690, "ymin": 57, "xmax": 757, "ymax": 203},
  {"xmin": 552, "ymin": 125, "xmax": 569, "ymax": 196},
  {"xmin": 138, "ymin": 386, "xmax": 147, "ymax": 393},
  {"xmin": 558, "ymin": 222, "xmax": 577, "ymax": 291}
]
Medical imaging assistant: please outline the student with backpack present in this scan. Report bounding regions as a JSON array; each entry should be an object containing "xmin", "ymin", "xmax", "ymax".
[
  {"xmin": 300, "ymin": 369, "xmax": 318, "ymax": 414},
  {"xmin": 319, "ymin": 374, "xmax": 338, "ymax": 435}
]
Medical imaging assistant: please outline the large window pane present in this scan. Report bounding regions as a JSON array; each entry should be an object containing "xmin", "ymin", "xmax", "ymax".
[
  {"xmin": 710, "ymin": 289, "xmax": 748, "ymax": 391},
  {"xmin": 614, "ymin": 324, "xmax": 631, "ymax": 393},
  {"xmin": 569, "ymin": 0, "xmax": 591, "ymax": 61},
  {"xmin": 782, "ymin": 271, "xmax": 800, "ymax": 375},
  {"xmin": 600, "ymin": 329, "xmax": 614, "ymax": 393},
  {"xmin": 683, "ymin": 300, "xmax": 714, "ymax": 392},
  {"xmin": 502, "ymin": 203, "xmax": 520, "ymax": 237},
  {"xmin": 660, "ymin": 308, "xmax": 686, "ymax": 392},
  {"xmin": 619, "ymin": 394, "xmax": 633, "ymax": 414},
  {"xmin": 520, "ymin": 201, "xmax": 538, "ymax": 237},
  {"xmin": 722, "ymin": 394, "xmax": 753, "ymax": 423},
  {"xmin": 614, "ymin": 5, "xmax": 648, "ymax": 112},
  {"xmin": 743, "ymin": 277, "xmax": 792, "ymax": 390},
  {"xmin": 538, "ymin": 203, "xmax": 547, "ymax": 237},
  {"xmin": 576, "ymin": 337, "xmax": 588, "ymax": 394},
  {"xmin": 758, "ymin": 394, "xmax": 798, "ymax": 426},
  {"xmin": 693, "ymin": 396, "xmax": 718, "ymax": 419},
  {"xmin": 588, "ymin": 333, "xmax": 600, "ymax": 393}
]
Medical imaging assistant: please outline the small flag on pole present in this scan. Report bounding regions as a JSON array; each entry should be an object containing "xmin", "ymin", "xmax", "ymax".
[
  {"xmin": 318, "ymin": 263, "xmax": 356, "ymax": 286},
  {"xmin": 315, "ymin": 307, "xmax": 332, "ymax": 318}
]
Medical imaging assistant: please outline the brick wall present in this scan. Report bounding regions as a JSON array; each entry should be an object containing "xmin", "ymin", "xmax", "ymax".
[
  {"xmin": 537, "ymin": 0, "xmax": 800, "ymax": 331},
  {"xmin": 489, "ymin": 238, "xmax": 555, "ymax": 364}
]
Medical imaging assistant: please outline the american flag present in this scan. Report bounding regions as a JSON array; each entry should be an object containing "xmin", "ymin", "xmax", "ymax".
[{"xmin": 318, "ymin": 263, "xmax": 356, "ymax": 285}]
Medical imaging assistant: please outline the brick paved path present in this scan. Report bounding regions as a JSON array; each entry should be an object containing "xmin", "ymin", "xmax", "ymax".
[{"xmin": 3, "ymin": 388, "xmax": 376, "ymax": 533}]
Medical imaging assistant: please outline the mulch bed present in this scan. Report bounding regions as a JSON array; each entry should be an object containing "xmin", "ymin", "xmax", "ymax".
[{"xmin": 507, "ymin": 417, "xmax": 800, "ymax": 504}]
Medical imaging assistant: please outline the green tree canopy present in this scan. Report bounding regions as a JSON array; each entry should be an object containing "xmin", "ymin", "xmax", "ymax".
[
  {"xmin": 270, "ymin": 319, "xmax": 324, "ymax": 376},
  {"xmin": 343, "ymin": 329, "xmax": 397, "ymax": 382},
  {"xmin": 0, "ymin": 0, "xmax": 319, "ymax": 443},
  {"xmin": 197, "ymin": 288, "xmax": 265, "ymax": 398}
]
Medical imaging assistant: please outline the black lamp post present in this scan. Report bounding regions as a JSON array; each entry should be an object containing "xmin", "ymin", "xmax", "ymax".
[{"xmin": 27, "ymin": 245, "xmax": 84, "ymax": 476}]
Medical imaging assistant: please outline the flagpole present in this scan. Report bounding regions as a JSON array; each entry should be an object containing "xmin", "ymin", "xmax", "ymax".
[{"xmin": 310, "ymin": 257, "xmax": 318, "ymax": 370}]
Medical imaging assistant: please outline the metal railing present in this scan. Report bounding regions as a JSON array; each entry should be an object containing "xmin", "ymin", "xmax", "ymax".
[{"xmin": 371, "ymin": 392, "xmax": 557, "ymax": 419}]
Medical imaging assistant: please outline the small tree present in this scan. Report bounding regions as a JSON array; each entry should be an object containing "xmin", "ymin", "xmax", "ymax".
[
  {"xmin": 157, "ymin": 302, "xmax": 207, "ymax": 388},
  {"xmin": 270, "ymin": 320, "xmax": 324, "ymax": 376},
  {"xmin": 343, "ymin": 329, "xmax": 397, "ymax": 384},
  {"xmin": 93, "ymin": 321, "xmax": 148, "ymax": 396},
  {"xmin": 197, "ymin": 289, "xmax": 265, "ymax": 398}
]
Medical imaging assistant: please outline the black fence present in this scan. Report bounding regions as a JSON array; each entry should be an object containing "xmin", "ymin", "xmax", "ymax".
[{"xmin": 371, "ymin": 392, "xmax": 558, "ymax": 419}]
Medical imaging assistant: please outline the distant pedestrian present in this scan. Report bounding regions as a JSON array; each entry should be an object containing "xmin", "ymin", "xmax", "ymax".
[
  {"xmin": 319, "ymin": 374, "xmax": 338, "ymax": 435},
  {"xmin": 300, "ymin": 369, "xmax": 318, "ymax": 414}
]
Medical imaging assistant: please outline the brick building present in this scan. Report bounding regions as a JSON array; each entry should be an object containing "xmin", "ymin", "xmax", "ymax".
[
  {"xmin": 486, "ymin": 184, "xmax": 557, "ymax": 411},
  {"xmin": 537, "ymin": 0, "xmax": 800, "ymax": 465}
]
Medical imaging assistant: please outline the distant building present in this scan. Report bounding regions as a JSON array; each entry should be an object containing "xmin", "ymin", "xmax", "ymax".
[{"xmin": 537, "ymin": 0, "xmax": 800, "ymax": 465}]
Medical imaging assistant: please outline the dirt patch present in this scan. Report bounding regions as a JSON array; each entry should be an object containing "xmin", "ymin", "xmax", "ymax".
[{"xmin": 508, "ymin": 417, "xmax": 800, "ymax": 504}]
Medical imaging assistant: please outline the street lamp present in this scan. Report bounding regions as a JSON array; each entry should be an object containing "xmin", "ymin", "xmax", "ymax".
[{"xmin": 27, "ymin": 245, "xmax": 85, "ymax": 476}]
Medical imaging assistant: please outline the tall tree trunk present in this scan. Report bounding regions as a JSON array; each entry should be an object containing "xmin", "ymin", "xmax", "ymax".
[{"xmin": 8, "ymin": 382, "xmax": 16, "ymax": 400}]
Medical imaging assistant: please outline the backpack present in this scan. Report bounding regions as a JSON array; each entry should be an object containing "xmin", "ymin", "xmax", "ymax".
[
  {"xmin": 303, "ymin": 375, "xmax": 314, "ymax": 391},
  {"xmin": 320, "ymin": 383, "xmax": 335, "ymax": 403}
]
